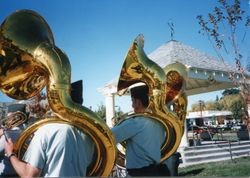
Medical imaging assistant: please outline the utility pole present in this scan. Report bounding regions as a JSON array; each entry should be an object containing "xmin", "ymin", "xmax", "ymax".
[{"xmin": 198, "ymin": 100, "xmax": 205, "ymax": 126}]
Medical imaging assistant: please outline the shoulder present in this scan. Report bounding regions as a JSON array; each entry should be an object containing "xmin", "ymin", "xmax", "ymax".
[
  {"xmin": 135, "ymin": 116, "xmax": 164, "ymax": 129},
  {"xmin": 112, "ymin": 117, "xmax": 141, "ymax": 131},
  {"xmin": 39, "ymin": 123, "xmax": 72, "ymax": 130},
  {"xmin": 118, "ymin": 116, "xmax": 144, "ymax": 125},
  {"xmin": 133, "ymin": 115, "xmax": 153, "ymax": 123},
  {"xmin": 35, "ymin": 123, "xmax": 73, "ymax": 136}
]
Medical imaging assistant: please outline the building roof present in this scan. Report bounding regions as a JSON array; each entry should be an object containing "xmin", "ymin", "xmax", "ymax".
[
  {"xmin": 148, "ymin": 40, "xmax": 235, "ymax": 72},
  {"xmin": 99, "ymin": 40, "xmax": 250, "ymax": 96}
]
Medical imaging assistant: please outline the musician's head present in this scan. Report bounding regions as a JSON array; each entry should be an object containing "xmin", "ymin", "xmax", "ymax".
[{"xmin": 130, "ymin": 85, "xmax": 149, "ymax": 113}]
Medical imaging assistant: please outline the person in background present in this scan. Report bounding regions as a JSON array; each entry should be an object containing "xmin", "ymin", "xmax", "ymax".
[
  {"xmin": 4, "ymin": 80, "xmax": 95, "ymax": 177},
  {"xmin": 0, "ymin": 103, "xmax": 28, "ymax": 177},
  {"xmin": 27, "ymin": 92, "xmax": 49, "ymax": 120},
  {"xmin": 111, "ymin": 85, "xmax": 170, "ymax": 176}
]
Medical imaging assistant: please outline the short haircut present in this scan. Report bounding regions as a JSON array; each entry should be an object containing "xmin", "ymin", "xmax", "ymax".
[{"xmin": 130, "ymin": 85, "xmax": 149, "ymax": 107}]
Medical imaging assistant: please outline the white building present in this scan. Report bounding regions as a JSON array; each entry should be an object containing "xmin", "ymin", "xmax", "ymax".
[{"xmin": 186, "ymin": 110, "xmax": 233, "ymax": 126}]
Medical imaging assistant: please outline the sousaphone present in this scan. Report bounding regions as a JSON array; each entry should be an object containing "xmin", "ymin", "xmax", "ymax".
[
  {"xmin": 0, "ymin": 10, "xmax": 116, "ymax": 176},
  {"xmin": 115, "ymin": 34, "xmax": 187, "ymax": 165}
]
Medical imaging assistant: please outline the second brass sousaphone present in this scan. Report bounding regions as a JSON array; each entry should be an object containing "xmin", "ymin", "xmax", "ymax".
[{"xmin": 115, "ymin": 34, "xmax": 187, "ymax": 165}]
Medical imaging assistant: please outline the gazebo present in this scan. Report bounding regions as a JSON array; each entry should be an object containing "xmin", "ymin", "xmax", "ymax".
[{"xmin": 98, "ymin": 40, "xmax": 250, "ymax": 149}]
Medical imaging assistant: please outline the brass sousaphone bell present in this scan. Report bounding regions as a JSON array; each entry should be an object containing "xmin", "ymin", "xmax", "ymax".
[
  {"xmin": 0, "ymin": 10, "xmax": 116, "ymax": 176},
  {"xmin": 116, "ymin": 34, "xmax": 187, "ymax": 164}
]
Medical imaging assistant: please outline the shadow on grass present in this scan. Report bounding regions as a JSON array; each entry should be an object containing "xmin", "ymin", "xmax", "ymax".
[{"xmin": 179, "ymin": 168, "xmax": 205, "ymax": 176}]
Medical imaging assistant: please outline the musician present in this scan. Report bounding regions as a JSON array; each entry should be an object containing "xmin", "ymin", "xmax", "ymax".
[
  {"xmin": 111, "ymin": 85, "xmax": 170, "ymax": 176},
  {"xmin": 0, "ymin": 104, "xmax": 28, "ymax": 177},
  {"xmin": 4, "ymin": 80, "xmax": 95, "ymax": 177}
]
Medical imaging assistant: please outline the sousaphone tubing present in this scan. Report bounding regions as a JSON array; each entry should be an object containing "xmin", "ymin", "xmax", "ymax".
[{"xmin": 0, "ymin": 10, "xmax": 116, "ymax": 176}]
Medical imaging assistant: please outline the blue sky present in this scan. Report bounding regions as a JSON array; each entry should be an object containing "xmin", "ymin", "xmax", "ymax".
[{"xmin": 0, "ymin": 0, "xmax": 249, "ymax": 112}]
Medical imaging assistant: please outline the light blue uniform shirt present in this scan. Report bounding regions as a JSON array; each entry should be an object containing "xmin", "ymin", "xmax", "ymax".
[
  {"xmin": 23, "ymin": 123, "xmax": 94, "ymax": 177},
  {"xmin": 112, "ymin": 116, "xmax": 165, "ymax": 169}
]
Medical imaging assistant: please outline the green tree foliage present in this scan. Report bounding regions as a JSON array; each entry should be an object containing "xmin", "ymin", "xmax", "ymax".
[
  {"xmin": 222, "ymin": 88, "xmax": 240, "ymax": 96},
  {"xmin": 205, "ymin": 101, "xmax": 220, "ymax": 110},
  {"xmin": 190, "ymin": 100, "xmax": 206, "ymax": 112},
  {"xmin": 219, "ymin": 93, "xmax": 242, "ymax": 110},
  {"xmin": 95, "ymin": 102, "xmax": 106, "ymax": 120},
  {"xmin": 115, "ymin": 106, "xmax": 124, "ymax": 117},
  {"xmin": 219, "ymin": 93, "xmax": 246, "ymax": 121},
  {"xmin": 190, "ymin": 103, "xmax": 201, "ymax": 112},
  {"xmin": 231, "ymin": 99, "xmax": 245, "ymax": 121},
  {"xmin": 190, "ymin": 89, "xmax": 246, "ymax": 119},
  {"xmin": 190, "ymin": 100, "xmax": 223, "ymax": 112},
  {"xmin": 94, "ymin": 102, "xmax": 124, "ymax": 121}
]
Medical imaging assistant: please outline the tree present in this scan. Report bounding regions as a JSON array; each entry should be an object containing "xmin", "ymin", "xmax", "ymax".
[
  {"xmin": 189, "ymin": 88, "xmax": 247, "ymax": 123},
  {"xmin": 219, "ymin": 93, "xmax": 239, "ymax": 109},
  {"xmin": 205, "ymin": 101, "xmax": 221, "ymax": 110},
  {"xmin": 190, "ymin": 100, "xmax": 206, "ymax": 112},
  {"xmin": 215, "ymin": 95, "xmax": 224, "ymax": 110},
  {"xmin": 115, "ymin": 106, "xmax": 124, "ymax": 117},
  {"xmin": 230, "ymin": 99, "xmax": 245, "ymax": 122},
  {"xmin": 190, "ymin": 100, "xmax": 222, "ymax": 112},
  {"xmin": 219, "ymin": 92, "xmax": 247, "ymax": 122},
  {"xmin": 222, "ymin": 88, "xmax": 240, "ymax": 96},
  {"xmin": 190, "ymin": 103, "xmax": 201, "ymax": 112},
  {"xmin": 94, "ymin": 102, "xmax": 124, "ymax": 121},
  {"xmin": 197, "ymin": 0, "xmax": 250, "ymax": 126},
  {"xmin": 95, "ymin": 102, "xmax": 106, "ymax": 121}
]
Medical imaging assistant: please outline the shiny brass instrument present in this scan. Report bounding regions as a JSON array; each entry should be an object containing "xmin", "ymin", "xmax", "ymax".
[
  {"xmin": 0, "ymin": 111, "xmax": 27, "ymax": 129},
  {"xmin": 116, "ymin": 34, "xmax": 187, "ymax": 163},
  {"xmin": 164, "ymin": 62, "xmax": 188, "ymax": 133},
  {"xmin": 0, "ymin": 10, "xmax": 116, "ymax": 176}
]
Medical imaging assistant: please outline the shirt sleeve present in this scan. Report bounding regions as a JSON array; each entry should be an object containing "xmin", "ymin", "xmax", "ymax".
[
  {"xmin": 111, "ymin": 118, "xmax": 142, "ymax": 143},
  {"xmin": 22, "ymin": 128, "xmax": 46, "ymax": 170}
]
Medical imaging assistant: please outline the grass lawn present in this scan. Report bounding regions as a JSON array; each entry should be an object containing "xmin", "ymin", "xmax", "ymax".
[{"xmin": 178, "ymin": 156, "xmax": 250, "ymax": 177}]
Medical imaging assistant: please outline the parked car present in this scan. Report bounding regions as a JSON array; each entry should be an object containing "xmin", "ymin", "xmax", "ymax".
[
  {"xmin": 188, "ymin": 125, "xmax": 216, "ymax": 135},
  {"xmin": 188, "ymin": 125, "xmax": 203, "ymax": 134},
  {"xmin": 232, "ymin": 124, "xmax": 242, "ymax": 131}
]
